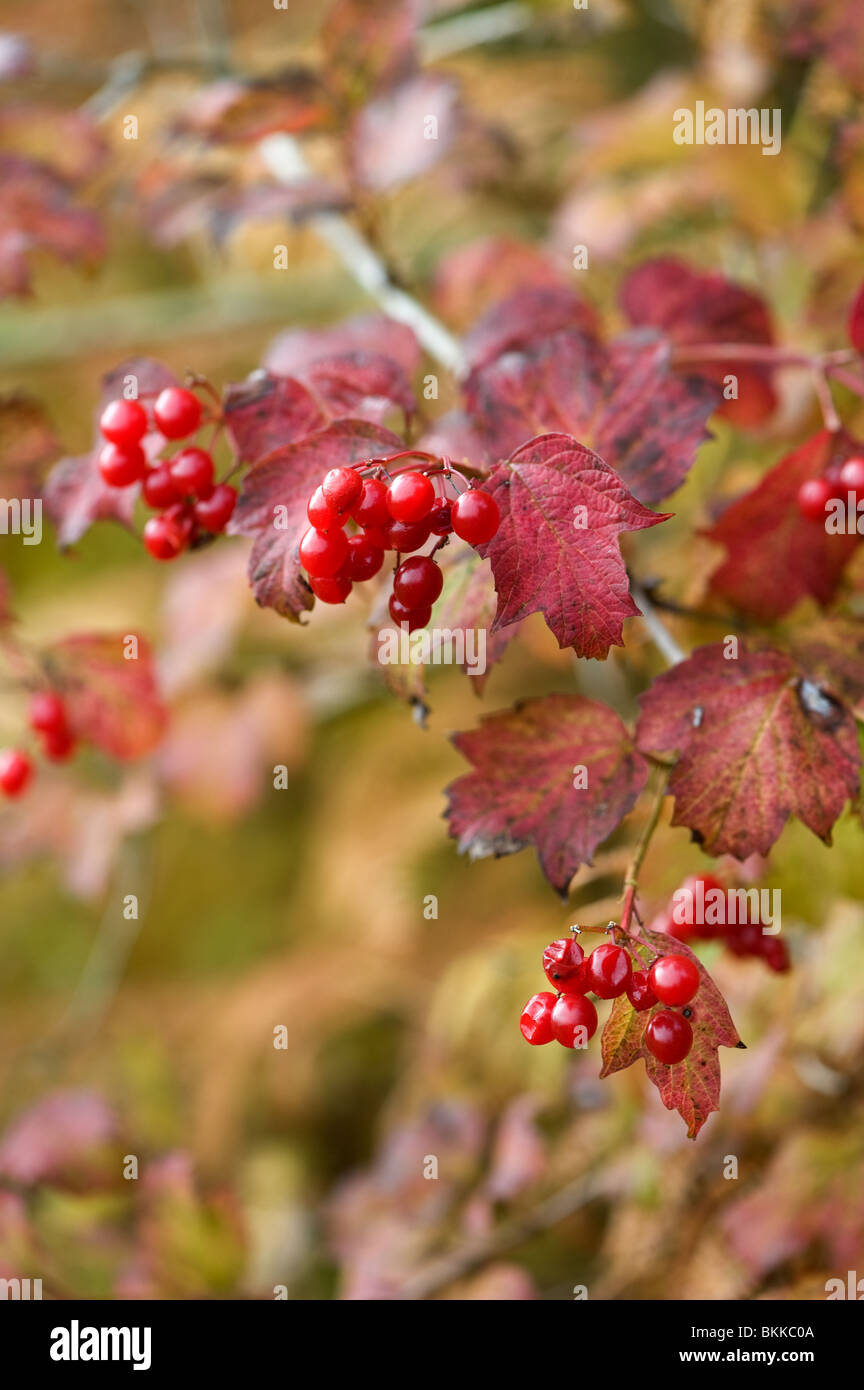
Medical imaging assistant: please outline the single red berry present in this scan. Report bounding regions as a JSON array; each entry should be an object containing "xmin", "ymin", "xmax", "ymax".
[
  {"xmin": 28, "ymin": 691, "xmax": 67, "ymax": 737},
  {"xmin": 674, "ymin": 872, "xmax": 727, "ymax": 939},
  {"xmin": 98, "ymin": 441, "xmax": 146, "ymax": 488},
  {"xmin": 307, "ymin": 485, "xmax": 344, "ymax": 531},
  {"xmin": 648, "ymin": 954, "xmax": 700, "ymax": 1006},
  {"xmin": 142, "ymin": 464, "xmax": 181, "ymax": 510},
  {"xmin": 645, "ymin": 1010, "xmax": 693, "ymax": 1065},
  {"xmin": 839, "ymin": 456, "xmax": 864, "ymax": 493},
  {"xmin": 551, "ymin": 992, "xmax": 598, "ymax": 1048},
  {"xmin": 346, "ymin": 534, "xmax": 384, "ymax": 581},
  {"xmin": 760, "ymin": 935, "xmax": 790, "ymax": 973},
  {"xmin": 163, "ymin": 502, "xmax": 196, "ymax": 542},
  {"xmin": 41, "ymin": 726, "xmax": 76, "ymax": 762},
  {"xmin": 0, "ymin": 748, "xmax": 32, "ymax": 797},
  {"xmin": 143, "ymin": 514, "xmax": 187, "ymax": 561},
  {"xmin": 796, "ymin": 476, "xmax": 834, "ymax": 523},
  {"xmin": 153, "ymin": 387, "xmax": 202, "ymax": 440},
  {"xmin": 542, "ymin": 937, "xmax": 585, "ymax": 990},
  {"xmin": 322, "ymin": 467, "xmax": 363, "ymax": 514},
  {"xmin": 193, "ymin": 484, "xmax": 237, "ymax": 533},
  {"xmin": 586, "ymin": 942, "xmax": 632, "ymax": 999},
  {"xmin": 451, "ymin": 488, "xmax": 501, "ymax": 545},
  {"xmin": 362, "ymin": 524, "xmax": 392, "ymax": 550},
  {"xmin": 429, "ymin": 500, "xmax": 453, "ymax": 536},
  {"xmin": 99, "ymin": 398, "xmax": 147, "ymax": 446},
  {"xmin": 726, "ymin": 921, "xmax": 764, "ymax": 957},
  {"xmin": 385, "ymin": 517, "xmax": 432, "ymax": 552},
  {"xmin": 388, "ymin": 595, "xmax": 431, "ymax": 631},
  {"xmin": 387, "ymin": 471, "xmax": 435, "ymax": 523},
  {"xmin": 626, "ymin": 969, "xmax": 658, "ymax": 1011},
  {"xmin": 520, "ymin": 991, "xmax": 557, "ymax": 1045},
  {"xmin": 393, "ymin": 555, "xmax": 443, "ymax": 609},
  {"xmin": 350, "ymin": 477, "xmax": 391, "ymax": 529},
  {"xmin": 299, "ymin": 525, "xmax": 349, "ymax": 579},
  {"xmin": 311, "ymin": 574, "xmax": 353, "ymax": 604},
  {"xmin": 169, "ymin": 447, "xmax": 214, "ymax": 499}
]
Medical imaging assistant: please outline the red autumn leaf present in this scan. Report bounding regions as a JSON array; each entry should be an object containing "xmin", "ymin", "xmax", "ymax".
[
  {"xmin": 600, "ymin": 926, "xmax": 741, "ymax": 1139},
  {"xmin": 300, "ymin": 351, "xmax": 416, "ymax": 425},
  {"xmin": 0, "ymin": 153, "xmax": 105, "ymax": 298},
  {"xmin": 620, "ymin": 257, "xmax": 778, "ymax": 426},
  {"xmin": 787, "ymin": 617, "xmax": 864, "ymax": 716},
  {"xmin": 350, "ymin": 73, "xmax": 459, "ymax": 191},
  {"xmin": 417, "ymin": 409, "xmax": 492, "ymax": 472},
  {"xmin": 635, "ymin": 641, "xmax": 860, "ymax": 858},
  {"xmin": 464, "ymin": 329, "xmax": 719, "ymax": 502},
  {"xmin": 176, "ymin": 71, "xmax": 331, "ymax": 144},
  {"xmin": 445, "ymin": 693, "xmax": 649, "ymax": 896},
  {"xmin": 463, "ymin": 285, "xmax": 599, "ymax": 371},
  {"xmin": 230, "ymin": 419, "xmax": 404, "ymax": 619},
  {"xmin": 706, "ymin": 430, "xmax": 862, "ymax": 620},
  {"xmin": 848, "ymin": 279, "xmax": 864, "ymax": 352},
  {"xmin": 431, "ymin": 235, "xmax": 566, "ymax": 329},
  {"xmin": 475, "ymin": 433, "xmax": 670, "ymax": 658},
  {"xmin": 45, "ymin": 633, "xmax": 168, "ymax": 760},
  {"xmin": 264, "ymin": 314, "xmax": 421, "ymax": 379},
  {"xmin": 223, "ymin": 373, "xmax": 327, "ymax": 465}
]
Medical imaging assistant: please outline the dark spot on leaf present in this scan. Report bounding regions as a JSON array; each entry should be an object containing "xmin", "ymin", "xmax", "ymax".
[{"xmin": 796, "ymin": 677, "xmax": 846, "ymax": 732}]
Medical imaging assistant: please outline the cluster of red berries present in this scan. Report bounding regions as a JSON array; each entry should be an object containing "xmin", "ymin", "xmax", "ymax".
[
  {"xmin": 796, "ymin": 455, "xmax": 864, "ymax": 523},
  {"xmin": 299, "ymin": 459, "xmax": 500, "ymax": 628},
  {"xmin": 654, "ymin": 872, "xmax": 789, "ymax": 972},
  {"xmin": 520, "ymin": 932, "xmax": 700, "ymax": 1065},
  {"xmin": 0, "ymin": 690, "xmax": 77, "ymax": 799},
  {"xmin": 98, "ymin": 388, "xmax": 237, "ymax": 561}
]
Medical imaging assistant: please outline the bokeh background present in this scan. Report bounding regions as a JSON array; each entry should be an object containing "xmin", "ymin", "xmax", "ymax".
[{"xmin": 1, "ymin": 0, "xmax": 864, "ymax": 1300}]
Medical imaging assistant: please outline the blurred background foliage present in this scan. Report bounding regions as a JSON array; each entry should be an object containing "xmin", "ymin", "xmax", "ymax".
[{"xmin": 0, "ymin": 0, "xmax": 863, "ymax": 1300}]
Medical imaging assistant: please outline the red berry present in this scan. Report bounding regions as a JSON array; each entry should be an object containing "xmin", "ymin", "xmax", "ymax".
[
  {"xmin": 307, "ymin": 485, "xmax": 344, "ymax": 531},
  {"xmin": 648, "ymin": 954, "xmax": 700, "ymax": 1007},
  {"xmin": 193, "ymin": 484, "xmax": 237, "ymax": 534},
  {"xmin": 28, "ymin": 691, "xmax": 67, "ymax": 737},
  {"xmin": 388, "ymin": 595, "xmax": 431, "ymax": 631},
  {"xmin": 322, "ymin": 467, "xmax": 363, "ymax": 514},
  {"xmin": 385, "ymin": 517, "xmax": 431, "ymax": 552},
  {"xmin": 142, "ymin": 464, "xmax": 181, "ymax": 509},
  {"xmin": 761, "ymin": 935, "xmax": 790, "ymax": 973},
  {"xmin": 0, "ymin": 748, "xmax": 32, "ymax": 797},
  {"xmin": 429, "ymin": 500, "xmax": 453, "ymax": 536},
  {"xmin": 542, "ymin": 937, "xmax": 585, "ymax": 990},
  {"xmin": 299, "ymin": 526, "xmax": 349, "ymax": 579},
  {"xmin": 645, "ymin": 1010, "xmax": 693, "ymax": 1065},
  {"xmin": 626, "ymin": 970, "xmax": 658, "ymax": 1011},
  {"xmin": 311, "ymin": 574, "xmax": 353, "ymax": 604},
  {"xmin": 350, "ymin": 477, "xmax": 391, "ymax": 529},
  {"xmin": 393, "ymin": 556, "xmax": 443, "ymax": 609},
  {"xmin": 551, "ymin": 992, "xmax": 598, "ymax": 1047},
  {"xmin": 586, "ymin": 942, "xmax": 632, "ymax": 999},
  {"xmin": 153, "ymin": 387, "xmax": 202, "ymax": 440},
  {"xmin": 41, "ymin": 726, "xmax": 76, "ymax": 762},
  {"xmin": 520, "ymin": 992, "xmax": 557, "ymax": 1045},
  {"xmin": 451, "ymin": 489, "xmax": 501, "ymax": 545},
  {"xmin": 98, "ymin": 441, "xmax": 146, "ymax": 488},
  {"xmin": 362, "ymin": 524, "xmax": 392, "ymax": 550},
  {"xmin": 99, "ymin": 398, "xmax": 147, "ymax": 446},
  {"xmin": 839, "ymin": 456, "xmax": 864, "ymax": 493},
  {"xmin": 726, "ymin": 921, "xmax": 763, "ymax": 957},
  {"xmin": 169, "ymin": 447, "xmax": 214, "ymax": 499},
  {"xmin": 346, "ymin": 534, "xmax": 384, "ymax": 581},
  {"xmin": 143, "ymin": 514, "xmax": 187, "ymax": 561},
  {"xmin": 796, "ymin": 476, "xmax": 834, "ymax": 522},
  {"xmin": 387, "ymin": 471, "xmax": 435, "ymax": 523}
]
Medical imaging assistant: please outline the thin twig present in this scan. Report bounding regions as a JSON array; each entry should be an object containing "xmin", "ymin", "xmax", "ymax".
[
  {"xmin": 629, "ymin": 581, "xmax": 687, "ymax": 666},
  {"xmin": 619, "ymin": 767, "xmax": 671, "ymax": 936}
]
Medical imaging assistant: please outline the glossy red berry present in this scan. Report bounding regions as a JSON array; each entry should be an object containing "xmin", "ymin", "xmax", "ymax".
[
  {"xmin": 193, "ymin": 484, "xmax": 237, "ymax": 534},
  {"xmin": 41, "ymin": 726, "xmax": 76, "ymax": 762},
  {"xmin": 153, "ymin": 387, "xmax": 202, "ymax": 439},
  {"xmin": 586, "ymin": 943, "xmax": 632, "ymax": 999},
  {"xmin": 388, "ymin": 595, "xmax": 431, "ymax": 631},
  {"xmin": 322, "ymin": 467, "xmax": 363, "ymax": 514},
  {"xmin": 28, "ymin": 691, "xmax": 67, "ymax": 737},
  {"xmin": 839, "ymin": 456, "xmax": 864, "ymax": 493},
  {"xmin": 362, "ymin": 524, "xmax": 391, "ymax": 550},
  {"xmin": 307, "ymin": 485, "xmax": 344, "ymax": 531},
  {"xmin": 761, "ymin": 934, "xmax": 790, "ymax": 972},
  {"xmin": 451, "ymin": 488, "xmax": 500, "ymax": 545},
  {"xmin": 346, "ymin": 534, "xmax": 384, "ymax": 581},
  {"xmin": 350, "ymin": 477, "xmax": 391, "ymax": 529},
  {"xmin": 98, "ymin": 441, "xmax": 147, "ymax": 488},
  {"xmin": 169, "ymin": 447, "xmax": 214, "ymax": 499},
  {"xmin": 626, "ymin": 970, "xmax": 658, "ymax": 1011},
  {"xmin": 0, "ymin": 748, "xmax": 32, "ymax": 796},
  {"xmin": 648, "ymin": 954, "xmax": 700, "ymax": 1007},
  {"xmin": 645, "ymin": 1010, "xmax": 693, "ymax": 1065},
  {"xmin": 520, "ymin": 991, "xmax": 557, "ymax": 1045},
  {"xmin": 542, "ymin": 937, "xmax": 585, "ymax": 990},
  {"xmin": 551, "ymin": 992, "xmax": 598, "ymax": 1048},
  {"xmin": 142, "ymin": 464, "xmax": 181, "ymax": 510},
  {"xmin": 393, "ymin": 556, "xmax": 443, "ymax": 609},
  {"xmin": 299, "ymin": 525, "xmax": 349, "ymax": 579},
  {"xmin": 385, "ymin": 517, "xmax": 431, "ymax": 552},
  {"xmin": 143, "ymin": 514, "xmax": 187, "ymax": 561},
  {"xmin": 727, "ymin": 921, "xmax": 765, "ymax": 956},
  {"xmin": 429, "ymin": 500, "xmax": 453, "ymax": 536},
  {"xmin": 99, "ymin": 398, "xmax": 147, "ymax": 446},
  {"xmin": 796, "ymin": 476, "xmax": 834, "ymax": 523},
  {"xmin": 311, "ymin": 574, "xmax": 353, "ymax": 604},
  {"xmin": 387, "ymin": 471, "xmax": 435, "ymax": 523}
]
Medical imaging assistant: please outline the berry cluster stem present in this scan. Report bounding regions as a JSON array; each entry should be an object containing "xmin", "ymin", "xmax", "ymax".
[{"xmin": 619, "ymin": 766, "xmax": 671, "ymax": 937}]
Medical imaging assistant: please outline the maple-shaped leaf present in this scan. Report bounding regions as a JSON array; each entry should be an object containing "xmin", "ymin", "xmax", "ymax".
[
  {"xmin": 432, "ymin": 235, "xmax": 566, "ymax": 330},
  {"xmin": 230, "ymin": 420, "xmax": 404, "ymax": 618},
  {"xmin": 635, "ymin": 642, "xmax": 860, "ymax": 858},
  {"xmin": 175, "ymin": 70, "xmax": 331, "ymax": 144},
  {"xmin": 620, "ymin": 256, "xmax": 777, "ymax": 426},
  {"xmin": 445, "ymin": 693, "xmax": 649, "ymax": 896},
  {"xmin": 223, "ymin": 373, "xmax": 327, "ymax": 464},
  {"xmin": 848, "ymin": 280, "xmax": 864, "ymax": 353},
  {"xmin": 706, "ymin": 430, "xmax": 862, "ymax": 620},
  {"xmin": 45, "ymin": 633, "xmax": 168, "ymax": 759},
  {"xmin": 0, "ymin": 153, "xmax": 105, "ymax": 297},
  {"xmin": 600, "ymin": 926, "xmax": 741, "ymax": 1138},
  {"xmin": 464, "ymin": 328, "xmax": 718, "ymax": 503},
  {"xmin": 464, "ymin": 286, "xmax": 599, "ymax": 371},
  {"xmin": 263, "ymin": 314, "xmax": 420, "ymax": 379},
  {"xmin": 475, "ymin": 433, "xmax": 670, "ymax": 658}
]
